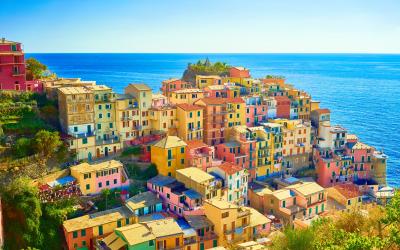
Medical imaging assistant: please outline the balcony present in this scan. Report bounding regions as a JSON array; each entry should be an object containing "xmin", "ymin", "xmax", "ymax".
[
  {"xmin": 184, "ymin": 238, "xmax": 197, "ymax": 245},
  {"xmin": 199, "ymin": 232, "xmax": 218, "ymax": 241},
  {"xmin": 280, "ymin": 205, "xmax": 305, "ymax": 215},
  {"xmin": 120, "ymin": 116, "xmax": 132, "ymax": 121},
  {"xmin": 95, "ymin": 136, "xmax": 120, "ymax": 146}
]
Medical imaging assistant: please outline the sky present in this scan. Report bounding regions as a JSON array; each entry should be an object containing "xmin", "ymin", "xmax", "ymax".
[{"xmin": 1, "ymin": 0, "xmax": 400, "ymax": 53}]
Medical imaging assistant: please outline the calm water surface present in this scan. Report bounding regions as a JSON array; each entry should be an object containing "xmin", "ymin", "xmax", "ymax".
[{"xmin": 26, "ymin": 53, "xmax": 400, "ymax": 186}]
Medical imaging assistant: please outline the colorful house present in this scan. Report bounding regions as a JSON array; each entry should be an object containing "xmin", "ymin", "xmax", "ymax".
[
  {"xmin": 271, "ymin": 119, "xmax": 312, "ymax": 175},
  {"xmin": 244, "ymin": 96, "xmax": 268, "ymax": 126},
  {"xmin": 176, "ymin": 167, "xmax": 222, "ymax": 200},
  {"xmin": 0, "ymin": 39, "xmax": 27, "ymax": 91},
  {"xmin": 115, "ymin": 94, "xmax": 141, "ymax": 143},
  {"xmin": 186, "ymin": 140, "xmax": 219, "ymax": 171},
  {"xmin": 147, "ymin": 175, "xmax": 204, "ymax": 217},
  {"xmin": 196, "ymin": 75, "xmax": 222, "ymax": 88},
  {"xmin": 143, "ymin": 218, "xmax": 184, "ymax": 250},
  {"xmin": 327, "ymin": 183, "xmax": 362, "ymax": 211},
  {"xmin": 176, "ymin": 103, "xmax": 204, "ymax": 141},
  {"xmin": 274, "ymin": 96, "xmax": 291, "ymax": 119},
  {"xmin": 63, "ymin": 206, "xmax": 136, "ymax": 250},
  {"xmin": 58, "ymin": 86, "xmax": 96, "ymax": 160},
  {"xmin": 70, "ymin": 160, "xmax": 129, "ymax": 195},
  {"xmin": 161, "ymin": 78, "xmax": 191, "ymax": 97},
  {"xmin": 151, "ymin": 136, "xmax": 187, "ymax": 177},
  {"xmin": 185, "ymin": 215, "xmax": 219, "ymax": 249},
  {"xmin": 208, "ymin": 162, "xmax": 249, "ymax": 206},
  {"xmin": 195, "ymin": 97, "xmax": 245, "ymax": 146},
  {"xmin": 125, "ymin": 84, "xmax": 153, "ymax": 137},
  {"xmin": 229, "ymin": 66, "xmax": 250, "ymax": 78},
  {"xmin": 169, "ymin": 88, "xmax": 205, "ymax": 105}
]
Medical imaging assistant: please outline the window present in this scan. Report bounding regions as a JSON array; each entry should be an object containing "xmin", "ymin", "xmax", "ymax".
[
  {"xmin": 97, "ymin": 124, "xmax": 101, "ymax": 130},
  {"xmin": 180, "ymin": 147, "xmax": 185, "ymax": 153},
  {"xmin": 222, "ymin": 212, "xmax": 229, "ymax": 218},
  {"xmin": 109, "ymin": 123, "xmax": 113, "ymax": 128},
  {"xmin": 98, "ymin": 182, "xmax": 102, "ymax": 188},
  {"xmin": 167, "ymin": 193, "xmax": 170, "ymax": 199},
  {"xmin": 149, "ymin": 240, "xmax": 154, "ymax": 246},
  {"xmin": 86, "ymin": 184, "xmax": 90, "ymax": 190},
  {"xmin": 282, "ymin": 200, "xmax": 286, "ymax": 208},
  {"xmin": 98, "ymin": 225, "xmax": 103, "ymax": 235},
  {"xmin": 106, "ymin": 181, "xmax": 110, "ymax": 186},
  {"xmin": 82, "ymin": 241, "xmax": 86, "ymax": 247},
  {"xmin": 347, "ymin": 200, "xmax": 351, "ymax": 205},
  {"xmin": 114, "ymin": 179, "xmax": 117, "ymax": 184},
  {"xmin": 73, "ymin": 231, "xmax": 78, "ymax": 238},
  {"xmin": 181, "ymin": 159, "xmax": 184, "ymax": 164},
  {"xmin": 82, "ymin": 138, "xmax": 88, "ymax": 144},
  {"xmin": 74, "ymin": 127, "xmax": 78, "ymax": 132},
  {"xmin": 126, "ymin": 218, "xmax": 130, "ymax": 225},
  {"xmin": 81, "ymin": 229, "xmax": 86, "ymax": 236},
  {"xmin": 117, "ymin": 220, "xmax": 122, "ymax": 227}
]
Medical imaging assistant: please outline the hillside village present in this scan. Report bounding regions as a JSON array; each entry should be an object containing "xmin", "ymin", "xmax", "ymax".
[{"xmin": 0, "ymin": 39, "xmax": 398, "ymax": 250}]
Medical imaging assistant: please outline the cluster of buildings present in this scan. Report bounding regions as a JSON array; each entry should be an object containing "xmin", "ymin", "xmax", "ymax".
[{"xmin": 0, "ymin": 40, "xmax": 393, "ymax": 250}]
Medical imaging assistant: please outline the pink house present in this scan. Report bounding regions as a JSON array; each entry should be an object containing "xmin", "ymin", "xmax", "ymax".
[
  {"xmin": 186, "ymin": 140, "xmax": 221, "ymax": 171},
  {"xmin": 215, "ymin": 139, "xmax": 257, "ymax": 179},
  {"xmin": 161, "ymin": 78, "xmax": 191, "ymax": 97},
  {"xmin": 151, "ymin": 93, "xmax": 168, "ymax": 108},
  {"xmin": 147, "ymin": 175, "xmax": 204, "ymax": 217},
  {"xmin": 244, "ymin": 96, "xmax": 268, "ymax": 126},
  {"xmin": 0, "ymin": 39, "xmax": 26, "ymax": 91},
  {"xmin": 347, "ymin": 142, "xmax": 373, "ymax": 182}
]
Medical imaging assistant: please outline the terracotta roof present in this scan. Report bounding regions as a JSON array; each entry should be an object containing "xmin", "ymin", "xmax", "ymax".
[
  {"xmin": 314, "ymin": 108, "xmax": 330, "ymax": 114},
  {"xmin": 197, "ymin": 97, "xmax": 244, "ymax": 105},
  {"xmin": 333, "ymin": 183, "xmax": 362, "ymax": 199},
  {"xmin": 216, "ymin": 162, "xmax": 243, "ymax": 175},
  {"xmin": 231, "ymin": 66, "xmax": 247, "ymax": 71},
  {"xmin": 176, "ymin": 103, "xmax": 204, "ymax": 111},
  {"xmin": 186, "ymin": 140, "xmax": 208, "ymax": 149}
]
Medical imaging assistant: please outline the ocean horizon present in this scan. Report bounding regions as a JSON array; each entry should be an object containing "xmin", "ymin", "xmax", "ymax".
[{"xmin": 26, "ymin": 53, "xmax": 400, "ymax": 187}]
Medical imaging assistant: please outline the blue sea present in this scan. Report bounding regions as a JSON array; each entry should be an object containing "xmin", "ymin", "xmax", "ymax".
[{"xmin": 26, "ymin": 53, "xmax": 400, "ymax": 187}]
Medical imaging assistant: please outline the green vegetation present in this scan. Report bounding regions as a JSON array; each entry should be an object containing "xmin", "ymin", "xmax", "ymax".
[
  {"xmin": 271, "ymin": 191, "xmax": 400, "ymax": 250},
  {"xmin": 126, "ymin": 163, "xmax": 158, "ymax": 180},
  {"xmin": 120, "ymin": 146, "xmax": 142, "ymax": 157},
  {"xmin": 0, "ymin": 177, "xmax": 77, "ymax": 250},
  {"xmin": 96, "ymin": 188, "xmax": 124, "ymax": 211},
  {"xmin": 265, "ymin": 75, "xmax": 286, "ymax": 79},
  {"xmin": 33, "ymin": 130, "xmax": 63, "ymax": 159},
  {"xmin": 182, "ymin": 59, "xmax": 230, "ymax": 82},
  {"xmin": 25, "ymin": 57, "xmax": 56, "ymax": 80}
]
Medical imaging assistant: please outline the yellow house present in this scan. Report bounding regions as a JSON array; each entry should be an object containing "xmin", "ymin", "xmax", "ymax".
[
  {"xmin": 169, "ymin": 88, "xmax": 205, "ymax": 105},
  {"xmin": 270, "ymin": 119, "xmax": 312, "ymax": 174},
  {"xmin": 125, "ymin": 84, "xmax": 153, "ymax": 137},
  {"xmin": 176, "ymin": 103, "xmax": 203, "ymax": 141},
  {"xmin": 151, "ymin": 136, "xmax": 187, "ymax": 177},
  {"xmin": 115, "ymin": 94, "xmax": 141, "ymax": 143},
  {"xmin": 288, "ymin": 89, "xmax": 311, "ymax": 121},
  {"xmin": 310, "ymin": 100, "xmax": 320, "ymax": 112},
  {"xmin": 203, "ymin": 199, "xmax": 270, "ymax": 246},
  {"xmin": 150, "ymin": 105, "xmax": 177, "ymax": 136},
  {"xmin": 176, "ymin": 167, "xmax": 221, "ymax": 200},
  {"xmin": 58, "ymin": 86, "xmax": 96, "ymax": 161},
  {"xmin": 195, "ymin": 75, "xmax": 222, "ymax": 88},
  {"xmin": 70, "ymin": 160, "xmax": 129, "ymax": 195},
  {"xmin": 327, "ymin": 183, "xmax": 362, "ymax": 211},
  {"xmin": 224, "ymin": 98, "xmax": 246, "ymax": 129},
  {"xmin": 142, "ymin": 218, "xmax": 184, "ymax": 250}
]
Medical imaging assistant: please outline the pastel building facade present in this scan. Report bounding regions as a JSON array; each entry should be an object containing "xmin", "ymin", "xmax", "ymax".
[
  {"xmin": 151, "ymin": 136, "xmax": 187, "ymax": 177},
  {"xmin": 186, "ymin": 140, "xmax": 219, "ymax": 171},
  {"xmin": 169, "ymin": 88, "xmax": 205, "ymax": 105},
  {"xmin": 196, "ymin": 75, "xmax": 222, "ymax": 88},
  {"xmin": 58, "ymin": 86, "xmax": 96, "ymax": 160},
  {"xmin": 244, "ymin": 96, "xmax": 268, "ymax": 126},
  {"xmin": 0, "ymin": 39, "xmax": 26, "ymax": 91},
  {"xmin": 161, "ymin": 78, "xmax": 191, "ymax": 97},
  {"xmin": 70, "ymin": 160, "xmax": 129, "ymax": 195},
  {"xmin": 176, "ymin": 103, "xmax": 204, "ymax": 141},
  {"xmin": 208, "ymin": 162, "xmax": 249, "ymax": 206}
]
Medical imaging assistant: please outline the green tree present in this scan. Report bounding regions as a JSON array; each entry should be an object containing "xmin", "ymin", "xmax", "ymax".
[
  {"xmin": 12, "ymin": 137, "xmax": 33, "ymax": 158},
  {"xmin": 0, "ymin": 177, "xmax": 43, "ymax": 250},
  {"xmin": 26, "ymin": 58, "xmax": 47, "ymax": 80},
  {"xmin": 32, "ymin": 130, "xmax": 62, "ymax": 158},
  {"xmin": 101, "ymin": 188, "xmax": 112, "ymax": 210},
  {"xmin": 381, "ymin": 191, "xmax": 400, "ymax": 248},
  {"xmin": 142, "ymin": 163, "xmax": 158, "ymax": 179}
]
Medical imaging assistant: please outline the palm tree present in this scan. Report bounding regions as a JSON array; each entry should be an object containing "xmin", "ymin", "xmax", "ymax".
[{"xmin": 101, "ymin": 188, "xmax": 111, "ymax": 210}]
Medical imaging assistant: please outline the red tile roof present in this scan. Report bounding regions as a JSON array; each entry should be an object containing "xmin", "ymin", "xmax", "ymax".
[
  {"xmin": 186, "ymin": 140, "xmax": 208, "ymax": 149},
  {"xmin": 217, "ymin": 162, "xmax": 243, "ymax": 175},
  {"xmin": 333, "ymin": 183, "xmax": 362, "ymax": 199},
  {"xmin": 176, "ymin": 103, "xmax": 204, "ymax": 111},
  {"xmin": 314, "ymin": 108, "xmax": 330, "ymax": 114}
]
